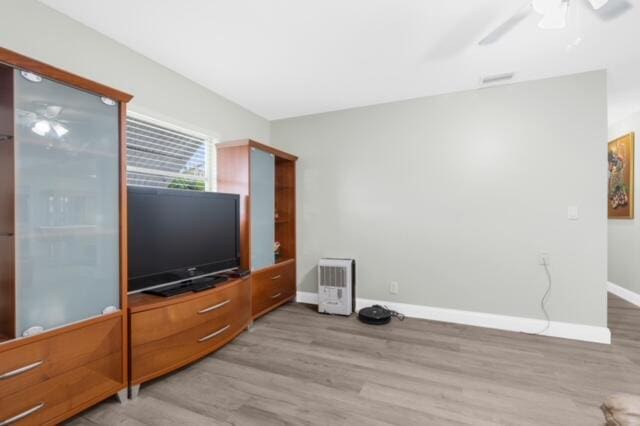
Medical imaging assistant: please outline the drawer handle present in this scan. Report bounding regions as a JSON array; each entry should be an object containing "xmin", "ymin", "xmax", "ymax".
[
  {"xmin": 271, "ymin": 275, "xmax": 282, "ymax": 280},
  {"xmin": 271, "ymin": 292, "xmax": 282, "ymax": 299},
  {"xmin": 198, "ymin": 325, "xmax": 231, "ymax": 343},
  {"xmin": 0, "ymin": 360, "xmax": 44, "ymax": 380},
  {"xmin": 0, "ymin": 402, "xmax": 45, "ymax": 425},
  {"xmin": 198, "ymin": 299, "xmax": 231, "ymax": 314}
]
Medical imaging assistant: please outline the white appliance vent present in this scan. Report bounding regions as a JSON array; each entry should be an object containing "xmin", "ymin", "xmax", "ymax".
[
  {"xmin": 318, "ymin": 258, "xmax": 355, "ymax": 316},
  {"xmin": 320, "ymin": 265, "xmax": 347, "ymax": 288}
]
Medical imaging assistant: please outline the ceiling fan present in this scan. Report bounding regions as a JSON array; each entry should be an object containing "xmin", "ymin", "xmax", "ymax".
[{"xmin": 478, "ymin": 0, "xmax": 610, "ymax": 46}]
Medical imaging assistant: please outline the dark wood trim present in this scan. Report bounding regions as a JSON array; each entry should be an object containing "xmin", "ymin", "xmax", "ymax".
[
  {"xmin": 119, "ymin": 102, "xmax": 129, "ymax": 389},
  {"xmin": 217, "ymin": 139, "xmax": 299, "ymax": 161},
  {"xmin": 0, "ymin": 64, "xmax": 14, "ymax": 339},
  {"xmin": 292, "ymin": 160, "xmax": 297, "ymax": 296},
  {"xmin": 0, "ymin": 47, "xmax": 133, "ymax": 103},
  {"xmin": 248, "ymin": 147, "xmax": 253, "ymax": 270}
]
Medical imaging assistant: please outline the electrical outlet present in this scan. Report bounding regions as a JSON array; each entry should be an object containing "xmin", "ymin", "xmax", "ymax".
[
  {"xmin": 538, "ymin": 252, "xmax": 550, "ymax": 266},
  {"xmin": 389, "ymin": 281, "xmax": 399, "ymax": 295}
]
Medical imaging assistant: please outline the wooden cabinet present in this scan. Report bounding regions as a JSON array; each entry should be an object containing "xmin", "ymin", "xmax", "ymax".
[
  {"xmin": 217, "ymin": 140, "xmax": 298, "ymax": 319},
  {"xmin": 0, "ymin": 315, "xmax": 123, "ymax": 425},
  {"xmin": 129, "ymin": 278, "xmax": 251, "ymax": 386},
  {"xmin": 251, "ymin": 259, "xmax": 296, "ymax": 318},
  {"xmin": 0, "ymin": 47, "xmax": 131, "ymax": 424}
]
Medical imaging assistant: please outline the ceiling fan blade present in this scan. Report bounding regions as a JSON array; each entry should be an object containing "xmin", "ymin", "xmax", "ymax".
[
  {"xmin": 588, "ymin": 0, "xmax": 609, "ymax": 9},
  {"xmin": 478, "ymin": 2, "xmax": 533, "ymax": 46}
]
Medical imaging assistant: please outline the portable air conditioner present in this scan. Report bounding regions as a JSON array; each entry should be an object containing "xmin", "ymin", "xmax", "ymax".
[{"xmin": 318, "ymin": 258, "xmax": 355, "ymax": 316}]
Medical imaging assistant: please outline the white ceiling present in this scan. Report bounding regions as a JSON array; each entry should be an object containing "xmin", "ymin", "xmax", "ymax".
[{"xmin": 40, "ymin": 0, "xmax": 640, "ymax": 123}]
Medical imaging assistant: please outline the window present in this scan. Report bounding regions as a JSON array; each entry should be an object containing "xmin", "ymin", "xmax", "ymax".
[{"xmin": 126, "ymin": 112, "xmax": 216, "ymax": 191}]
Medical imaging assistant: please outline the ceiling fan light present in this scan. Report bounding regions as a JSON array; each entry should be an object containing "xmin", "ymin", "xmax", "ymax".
[
  {"xmin": 588, "ymin": 0, "xmax": 609, "ymax": 9},
  {"xmin": 32, "ymin": 120, "xmax": 51, "ymax": 137}
]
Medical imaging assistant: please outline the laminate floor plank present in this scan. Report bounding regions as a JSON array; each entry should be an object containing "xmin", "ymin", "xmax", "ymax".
[{"xmin": 66, "ymin": 294, "xmax": 640, "ymax": 425}]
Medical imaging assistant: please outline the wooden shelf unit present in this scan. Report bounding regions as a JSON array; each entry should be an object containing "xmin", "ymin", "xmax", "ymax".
[
  {"xmin": 0, "ymin": 47, "xmax": 132, "ymax": 425},
  {"xmin": 217, "ymin": 140, "xmax": 298, "ymax": 319},
  {"xmin": 275, "ymin": 155, "xmax": 296, "ymax": 264}
]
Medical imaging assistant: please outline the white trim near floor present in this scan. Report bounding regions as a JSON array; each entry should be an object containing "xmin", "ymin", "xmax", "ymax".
[
  {"xmin": 608, "ymin": 281, "xmax": 640, "ymax": 307},
  {"xmin": 296, "ymin": 291, "xmax": 611, "ymax": 345}
]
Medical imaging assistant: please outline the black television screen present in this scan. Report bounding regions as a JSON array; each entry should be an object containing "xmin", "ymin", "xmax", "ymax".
[{"xmin": 127, "ymin": 186, "xmax": 240, "ymax": 293}]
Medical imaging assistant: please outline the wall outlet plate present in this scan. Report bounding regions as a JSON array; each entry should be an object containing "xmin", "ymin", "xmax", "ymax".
[
  {"xmin": 538, "ymin": 252, "xmax": 550, "ymax": 266},
  {"xmin": 389, "ymin": 281, "xmax": 399, "ymax": 295}
]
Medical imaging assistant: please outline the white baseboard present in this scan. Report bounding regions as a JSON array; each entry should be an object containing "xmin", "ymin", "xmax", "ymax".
[
  {"xmin": 608, "ymin": 281, "xmax": 640, "ymax": 307},
  {"xmin": 296, "ymin": 291, "xmax": 610, "ymax": 345}
]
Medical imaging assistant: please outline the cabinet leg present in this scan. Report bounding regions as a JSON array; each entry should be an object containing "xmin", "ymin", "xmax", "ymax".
[
  {"xmin": 247, "ymin": 320, "xmax": 255, "ymax": 332},
  {"xmin": 116, "ymin": 389, "xmax": 128, "ymax": 404},
  {"xmin": 129, "ymin": 384, "xmax": 141, "ymax": 400}
]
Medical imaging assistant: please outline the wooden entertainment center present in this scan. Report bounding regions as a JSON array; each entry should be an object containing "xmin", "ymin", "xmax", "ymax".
[
  {"xmin": 217, "ymin": 140, "xmax": 298, "ymax": 320},
  {"xmin": 127, "ymin": 140, "xmax": 298, "ymax": 394},
  {"xmin": 0, "ymin": 47, "xmax": 298, "ymax": 422},
  {"xmin": 0, "ymin": 47, "xmax": 132, "ymax": 425}
]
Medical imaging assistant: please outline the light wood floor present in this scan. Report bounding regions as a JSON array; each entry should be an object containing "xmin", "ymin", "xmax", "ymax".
[{"xmin": 68, "ymin": 295, "xmax": 640, "ymax": 425}]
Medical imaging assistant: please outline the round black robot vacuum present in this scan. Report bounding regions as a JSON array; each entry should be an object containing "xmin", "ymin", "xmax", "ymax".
[{"xmin": 358, "ymin": 305, "xmax": 392, "ymax": 325}]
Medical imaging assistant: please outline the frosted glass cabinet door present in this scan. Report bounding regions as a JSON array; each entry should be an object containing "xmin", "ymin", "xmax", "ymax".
[
  {"xmin": 14, "ymin": 70, "xmax": 120, "ymax": 336},
  {"xmin": 250, "ymin": 147, "xmax": 275, "ymax": 270}
]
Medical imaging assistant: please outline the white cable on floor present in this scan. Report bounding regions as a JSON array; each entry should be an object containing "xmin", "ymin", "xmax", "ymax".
[{"xmin": 524, "ymin": 259, "xmax": 552, "ymax": 336}]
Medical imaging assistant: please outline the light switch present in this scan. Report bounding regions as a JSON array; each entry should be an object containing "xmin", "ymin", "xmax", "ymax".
[{"xmin": 568, "ymin": 206, "xmax": 579, "ymax": 220}]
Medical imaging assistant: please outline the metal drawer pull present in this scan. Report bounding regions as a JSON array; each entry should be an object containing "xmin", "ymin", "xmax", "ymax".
[
  {"xmin": 198, "ymin": 325, "xmax": 231, "ymax": 343},
  {"xmin": 198, "ymin": 299, "xmax": 231, "ymax": 314},
  {"xmin": 271, "ymin": 292, "xmax": 282, "ymax": 299},
  {"xmin": 0, "ymin": 402, "xmax": 45, "ymax": 425},
  {"xmin": 0, "ymin": 360, "xmax": 44, "ymax": 380},
  {"xmin": 271, "ymin": 275, "xmax": 281, "ymax": 280}
]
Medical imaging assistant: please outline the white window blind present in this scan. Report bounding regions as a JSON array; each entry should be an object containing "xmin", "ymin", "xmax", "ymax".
[{"xmin": 126, "ymin": 113, "xmax": 216, "ymax": 191}]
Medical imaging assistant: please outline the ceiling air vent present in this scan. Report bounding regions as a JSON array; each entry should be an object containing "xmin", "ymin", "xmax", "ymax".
[{"xmin": 481, "ymin": 72, "xmax": 515, "ymax": 85}]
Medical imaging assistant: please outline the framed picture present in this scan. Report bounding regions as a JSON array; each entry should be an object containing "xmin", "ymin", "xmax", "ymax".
[{"xmin": 608, "ymin": 132, "xmax": 635, "ymax": 219}]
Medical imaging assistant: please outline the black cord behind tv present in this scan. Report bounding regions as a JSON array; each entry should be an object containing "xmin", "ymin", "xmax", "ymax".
[{"xmin": 127, "ymin": 186, "xmax": 241, "ymax": 294}]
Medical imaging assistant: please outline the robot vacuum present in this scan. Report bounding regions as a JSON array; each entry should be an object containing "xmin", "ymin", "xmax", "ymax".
[{"xmin": 358, "ymin": 305, "xmax": 392, "ymax": 325}]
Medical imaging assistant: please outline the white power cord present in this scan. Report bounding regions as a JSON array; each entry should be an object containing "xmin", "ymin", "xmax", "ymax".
[{"xmin": 524, "ymin": 259, "xmax": 552, "ymax": 336}]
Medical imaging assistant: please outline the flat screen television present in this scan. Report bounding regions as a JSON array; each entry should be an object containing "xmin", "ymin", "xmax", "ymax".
[{"xmin": 127, "ymin": 186, "xmax": 240, "ymax": 293}]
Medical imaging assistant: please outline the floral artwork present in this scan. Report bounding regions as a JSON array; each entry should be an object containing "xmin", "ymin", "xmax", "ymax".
[{"xmin": 608, "ymin": 133, "xmax": 635, "ymax": 219}]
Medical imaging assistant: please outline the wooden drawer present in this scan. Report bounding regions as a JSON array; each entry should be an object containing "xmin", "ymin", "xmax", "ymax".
[
  {"xmin": 130, "ymin": 279, "xmax": 251, "ymax": 384},
  {"xmin": 252, "ymin": 260, "xmax": 295, "ymax": 317},
  {"xmin": 130, "ymin": 281, "xmax": 248, "ymax": 346},
  {"xmin": 0, "ymin": 314, "xmax": 123, "ymax": 400},
  {"xmin": 0, "ymin": 351, "xmax": 121, "ymax": 426}
]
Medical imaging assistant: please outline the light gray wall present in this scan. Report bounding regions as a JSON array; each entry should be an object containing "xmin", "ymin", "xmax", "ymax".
[
  {"xmin": 273, "ymin": 71, "xmax": 608, "ymax": 327},
  {"xmin": 608, "ymin": 111, "xmax": 640, "ymax": 295},
  {"xmin": 0, "ymin": 0, "xmax": 269, "ymax": 142}
]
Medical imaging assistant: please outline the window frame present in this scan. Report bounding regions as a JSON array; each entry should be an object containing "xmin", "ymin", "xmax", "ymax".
[{"xmin": 125, "ymin": 110, "xmax": 218, "ymax": 191}]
